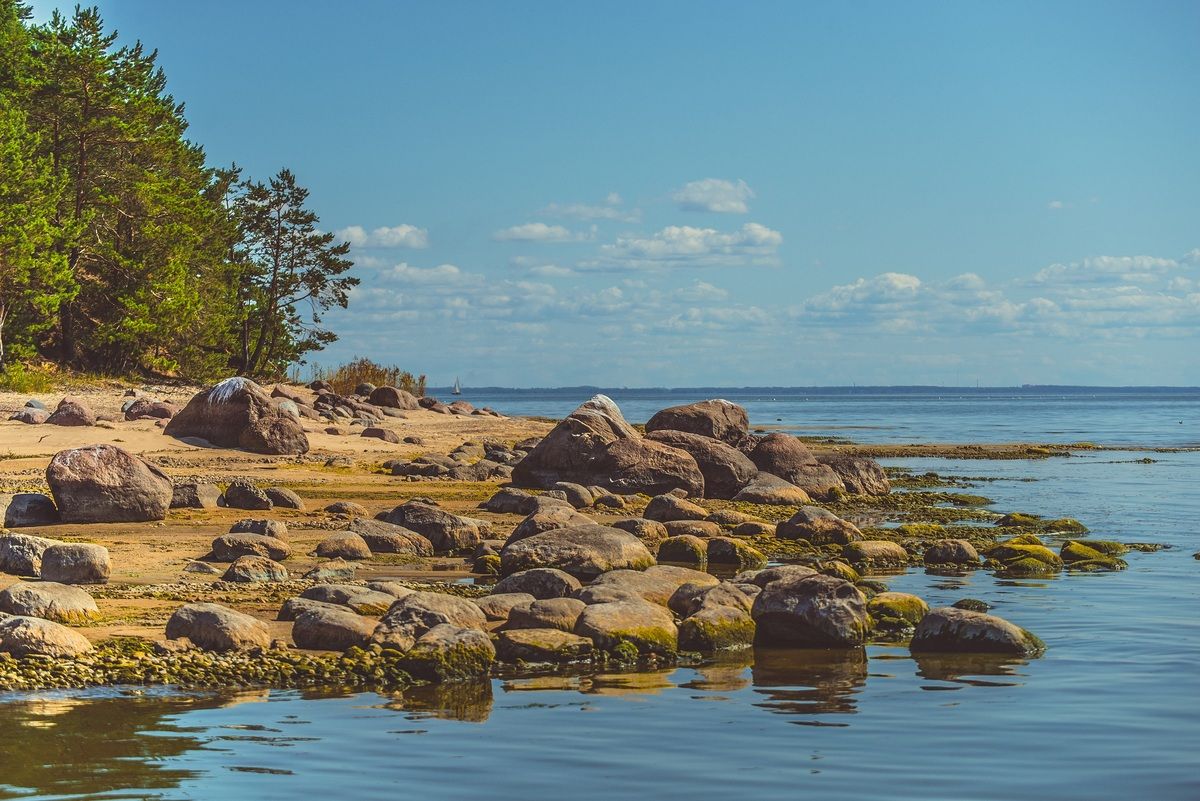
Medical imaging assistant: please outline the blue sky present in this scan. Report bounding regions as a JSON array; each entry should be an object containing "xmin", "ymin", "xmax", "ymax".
[{"xmin": 31, "ymin": 1, "xmax": 1200, "ymax": 386}]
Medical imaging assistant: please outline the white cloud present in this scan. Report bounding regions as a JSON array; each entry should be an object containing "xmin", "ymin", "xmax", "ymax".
[
  {"xmin": 672, "ymin": 178, "xmax": 755, "ymax": 213},
  {"xmin": 677, "ymin": 281, "xmax": 730, "ymax": 301},
  {"xmin": 493, "ymin": 222, "xmax": 588, "ymax": 242},
  {"xmin": 541, "ymin": 193, "xmax": 641, "ymax": 223},
  {"xmin": 379, "ymin": 262, "xmax": 471, "ymax": 285},
  {"xmin": 1032, "ymin": 255, "xmax": 1182, "ymax": 285},
  {"xmin": 590, "ymin": 222, "xmax": 783, "ymax": 270},
  {"xmin": 528, "ymin": 264, "xmax": 575, "ymax": 277},
  {"xmin": 337, "ymin": 224, "xmax": 429, "ymax": 248},
  {"xmin": 1048, "ymin": 200, "xmax": 1065, "ymax": 210}
]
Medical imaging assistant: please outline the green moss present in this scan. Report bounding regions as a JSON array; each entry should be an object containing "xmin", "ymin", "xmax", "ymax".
[
  {"xmin": 952, "ymin": 598, "xmax": 989, "ymax": 612},
  {"xmin": 993, "ymin": 556, "xmax": 1060, "ymax": 576},
  {"xmin": 609, "ymin": 640, "xmax": 640, "ymax": 663},
  {"xmin": 818, "ymin": 560, "xmax": 861, "ymax": 583},
  {"xmin": 896, "ymin": 523, "xmax": 945, "ymax": 538},
  {"xmin": 677, "ymin": 614, "xmax": 755, "ymax": 651},
  {"xmin": 400, "ymin": 639, "xmax": 494, "ymax": 682},
  {"xmin": 867, "ymin": 592, "xmax": 929, "ymax": 626},
  {"xmin": 473, "ymin": 554, "xmax": 501, "ymax": 575},
  {"xmin": 1069, "ymin": 539, "xmax": 1129, "ymax": 556},
  {"xmin": 1065, "ymin": 557, "xmax": 1127, "ymax": 572}
]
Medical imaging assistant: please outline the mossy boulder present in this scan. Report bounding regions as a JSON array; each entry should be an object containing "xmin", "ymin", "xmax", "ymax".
[
  {"xmin": 706, "ymin": 537, "xmax": 766, "ymax": 569},
  {"xmin": 867, "ymin": 591, "xmax": 929, "ymax": 627},
  {"xmin": 610, "ymin": 518, "xmax": 669, "ymax": 549},
  {"xmin": 500, "ymin": 524, "xmax": 655, "ymax": 579},
  {"xmin": 816, "ymin": 560, "xmax": 861, "ymax": 583},
  {"xmin": 987, "ymin": 540, "xmax": 1063, "ymax": 575},
  {"xmin": 1061, "ymin": 539, "xmax": 1128, "ymax": 571},
  {"xmin": 678, "ymin": 604, "xmax": 755, "ymax": 651},
  {"xmin": 842, "ymin": 540, "xmax": 909, "ymax": 567},
  {"xmin": 897, "ymin": 523, "xmax": 944, "ymax": 538},
  {"xmin": 574, "ymin": 599, "xmax": 678, "ymax": 654},
  {"xmin": 401, "ymin": 624, "xmax": 496, "ymax": 680},
  {"xmin": 496, "ymin": 628, "xmax": 593, "ymax": 663},
  {"xmin": 657, "ymin": 535, "xmax": 707, "ymax": 566}
]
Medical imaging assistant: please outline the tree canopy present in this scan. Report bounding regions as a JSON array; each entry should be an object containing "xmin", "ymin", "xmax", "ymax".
[{"xmin": 0, "ymin": 1, "xmax": 355, "ymax": 380}]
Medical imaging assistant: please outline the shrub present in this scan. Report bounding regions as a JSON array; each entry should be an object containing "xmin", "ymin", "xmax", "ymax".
[{"xmin": 299, "ymin": 357, "xmax": 426, "ymax": 397}]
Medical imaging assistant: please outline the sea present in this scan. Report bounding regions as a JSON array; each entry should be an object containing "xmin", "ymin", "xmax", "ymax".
[{"xmin": 1, "ymin": 386, "xmax": 1197, "ymax": 800}]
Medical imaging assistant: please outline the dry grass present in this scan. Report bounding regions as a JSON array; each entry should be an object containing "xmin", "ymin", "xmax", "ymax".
[{"xmin": 298, "ymin": 357, "xmax": 426, "ymax": 396}]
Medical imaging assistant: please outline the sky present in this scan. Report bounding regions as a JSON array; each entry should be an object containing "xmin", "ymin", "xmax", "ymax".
[{"xmin": 29, "ymin": 1, "xmax": 1200, "ymax": 387}]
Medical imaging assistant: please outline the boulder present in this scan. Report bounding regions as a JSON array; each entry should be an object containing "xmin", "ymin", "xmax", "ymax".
[
  {"xmin": 0, "ymin": 615, "xmax": 93, "ymax": 657},
  {"xmin": 348, "ymin": 518, "xmax": 434, "ymax": 555},
  {"xmin": 123, "ymin": 398, "xmax": 176, "ymax": 421},
  {"xmin": 222, "ymin": 555, "xmax": 289, "ymax": 582},
  {"xmin": 509, "ymin": 506, "xmax": 595, "ymax": 543},
  {"xmin": 474, "ymin": 592, "xmax": 535, "ymax": 622},
  {"xmin": 368, "ymin": 386, "xmax": 420, "ymax": 410},
  {"xmin": 291, "ymin": 606, "xmax": 376, "ymax": 651},
  {"xmin": 302, "ymin": 559, "xmax": 358, "ymax": 582},
  {"xmin": 210, "ymin": 534, "xmax": 291, "ymax": 562},
  {"xmin": 361, "ymin": 427, "xmax": 400, "ymax": 444},
  {"xmin": 496, "ymin": 628, "xmax": 593, "ymax": 663},
  {"xmin": 164, "ymin": 377, "xmax": 310, "ymax": 455},
  {"xmin": 842, "ymin": 540, "xmax": 909, "ymax": 567},
  {"xmin": 748, "ymin": 434, "xmax": 845, "ymax": 498},
  {"xmin": 586, "ymin": 438, "xmax": 705, "ymax": 498},
  {"xmin": 0, "ymin": 581, "xmax": 100, "ymax": 623},
  {"xmin": 751, "ymin": 573, "xmax": 868, "ymax": 646},
  {"xmin": 643, "ymin": 494, "xmax": 708, "ymax": 523},
  {"xmin": 663, "ymin": 520, "xmax": 722, "ymax": 538},
  {"xmin": 222, "ymin": 480, "xmax": 273, "ymax": 510},
  {"xmin": 506, "ymin": 597, "xmax": 586, "ymax": 632},
  {"xmin": 580, "ymin": 565, "xmax": 717, "ymax": 606},
  {"xmin": 314, "ymin": 532, "xmax": 372, "ymax": 560},
  {"xmin": 0, "ymin": 492, "xmax": 59, "ymax": 527},
  {"xmin": 229, "ymin": 519, "xmax": 289, "ymax": 539},
  {"xmin": 707, "ymin": 537, "xmax": 766, "ymax": 568},
  {"xmin": 165, "ymin": 602, "xmax": 271, "ymax": 652},
  {"xmin": 371, "ymin": 591, "xmax": 488, "ymax": 651},
  {"xmin": 610, "ymin": 518, "xmax": 669, "ymax": 548},
  {"xmin": 645, "ymin": 400, "xmax": 749, "ymax": 446},
  {"xmin": 735, "ymin": 564, "xmax": 819, "ymax": 588},
  {"xmin": 491, "ymin": 567, "xmax": 582, "ymax": 599},
  {"xmin": 678, "ymin": 603, "xmax": 755, "ymax": 651},
  {"xmin": 325, "ymin": 501, "xmax": 368, "ymax": 517},
  {"xmin": 0, "ymin": 533, "xmax": 60, "ymax": 576},
  {"xmin": 400, "ymin": 624, "xmax": 495, "ymax": 680},
  {"xmin": 45, "ymin": 444, "xmax": 172, "ymax": 523},
  {"xmin": 657, "ymin": 535, "xmax": 707, "ymax": 566},
  {"xmin": 910, "ymin": 607, "xmax": 1044, "ymax": 655},
  {"xmin": 301, "ymin": 584, "xmax": 395, "ymax": 615},
  {"xmin": 924, "ymin": 539, "xmax": 981, "ymax": 566},
  {"xmin": 777, "ymin": 506, "xmax": 863, "ymax": 545},
  {"xmin": 816, "ymin": 454, "xmax": 890, "ymax": 495},
  {"xmin": 483, "ymin": 487, "xmax": 534, "ymax": 514},
  {"xmin": 278, "ymin": 597, "xmax": 343, "ymax": 621},
  {"xmin": 383, "ymin": 502, "xmax": 486, "ymax": 552},
  {"xmin": 732, "ymin": 473, "xmax": 812, "ymax": 505},
  {"xmin": 46, "ymin": 397, "xmax": 96, "ymax": 426},
  {"xmin": 552, "ymin": 482, "xmax": 594, "ymax": 509},
  {"xmin": 573, "ymin": 599, "xmax": 678, "ymax": 654},
  {"xmin": 39, "ymin": 543, "xmax": 111, "ymax": 584},
  {"xmin": 645, "ymin": 429, "xmax": 757, "ymax": 498},
  {"xmin": 170, "ymin": 482, "xmax": 222, "ymax": 509},
  {"xmin": 867, "ymin": 592, "xmax": 929, "ymax": 627},
  {"xmin": 263, "ymin": 487, "xmax": 305, "ymax": 510},
  {"xmin": 500, "ymin": 524, "xmax": 655, "ymax": 579},
  {"xmin": 9, "ymin": 408, "xmax": 48, "ymax": 424}
]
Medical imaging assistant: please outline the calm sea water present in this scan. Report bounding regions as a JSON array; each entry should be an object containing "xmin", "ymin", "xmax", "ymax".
[{"xmin": 1, "ymin": 389, "xmax": 1197, "ymax": 800}]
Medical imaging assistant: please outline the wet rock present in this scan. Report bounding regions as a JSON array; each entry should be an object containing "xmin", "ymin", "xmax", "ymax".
[
  {"xmin": 491, "ymin": 567, "xmax": 582, "ymax": 599},
  {"xmin": 314, "ymin": 532, "xmax": 372, "ymax": 560},
  {"xmin": 645, "ymin": 399, "xmax": 749, "ymax": 446},
  {"xmin": 924, "ymin": 539, "xmax": 981, "ymax": 566},
  {"xmin": 610, "ymin": 518, "xmax": 669, "ymax": 548},
  {"xmin": 474, "ymin": 592, "xmax": 535, "ymax": 622},
  {"xmin": 644, "ymin": 494, "xmax": 708, "ymax": 523},
  {"xmin": 383, "ymin": 501, "xmax": 487, "ymax": 552},
  {"xmin": 910, "ymin": 607, "xmax": 1044, "ymax": 655},
  {"xmin": 291, "ymin": 606, "xmax": 376, "ymax": 651},
  {"xmin": 496, "ymin": 628, "xmax": 593, "ymax": 662},
  {"xmin": 325, "ymin": 501, "xmax": 368, "ymax": 517},
  {"xmin": 371, "ymin": 591, "xmax": 488, "ymax": 651},
  {"xmin": 0, "ymin": 581, "xmax": 100, "ymax": 623},
  {"xmin": 815, "ymin": 454, "xmax": 890, "ymax": 495},
  {"xmin": 842, "ymin": 540, "xmax": 909, "ymax": 567},
  {"xmin": 0, "ymin": 534, "xmax": 61, "ymax": 576},
  {"xmin": 0, "ymin": 615, "xmax": 93, "ymax": 657},
  {"xmin": 210, "ymin": 534, "xmax": 291, "ymax": 562},
  {"xmin": 46, "ymin": 397, "xmax": 96, "ymax": 426},
  {"xmin": 401, "ymin": 624, "xmax": 496, "ymax": 680},
  {"xmin": 39, "ymin": 543, "xmax": 111, "ymax": 585},
  {"xmin": 348, "ymin": 518, "xmax": 434, "ymax": 556},
  {"xmin": 229, "ymin": 519, "xmax": 289, "ymax": 539},
  {"xmin": 509, "ymin": 506, "xmax": 595, "ymax": 543},
  {"xmin": 777, "ymin": 506, "xmax": 863, "ymax": 545},
  {"xmin": 0, "ymin": 493, "xmax": 59, "ymax": 527},
  {"xmin": 222, "ymin": 555, "xmax": 289, "ymax": 583},
  {"xmin": 170, "ymin": 482, "xmax": 222, "ymax": 509},
  {"xmin": 986, "ymin": 537, "xmax": 1063, "ymax": 575},
  {"xmin": 574, "ymin": 599, "xmax": 678, "ymax": 654},
  {"xmin": 166, "ymin": 602, "xmax": 271, "ymax": 652},
  {"xmin": 506, "ymin": 597, "xmax": 586, "ymax": 632},
  {"xmin": 678, "ymin": 604, "xmax": 755, "ymax": 651},
  {"xmin": 732, "ymin": 473, "xmax": 812, "ymax": 505},
  {"xmin": 707, "ymin": 537, "xmax": 766, "ymax": 568},
  {"xmin": 164, "ymin": 377, "xmax": 310, "ymax": 455},
  {"xmin": 223, "ymin": 480, "xmax": 273, "ymax": 510},
  {"xmin": 500, "ymin": 524, "xmax": 655, "ymax": 579},
  {"xmin": 657, "ymin": 535, "xmax": 707, "ymax": 566},
  {"xmin": 645, "ymin": 429, "xmax": 758, "ymax": 498},
  {"xmin": 751, "ymin": 573, "xmax": 868, "ymax": 647},
  {"xmin": 867, "ymin": 592, "xmax": 929, "ymax": 626},
  {"xmin": 263, "ymin": 487, "xmax": 305, "ymax": 510},
  {"xmin": 46, "ymin": 444, "xmax": 172, "ymax": 523},
  {"xmin": 302, "ymin": 559, "xmax": 358, "ymax": 582}
]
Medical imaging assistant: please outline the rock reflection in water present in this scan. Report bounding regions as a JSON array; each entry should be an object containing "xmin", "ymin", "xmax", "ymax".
[
  {"xmin": 376, "ymin": 679, "xmax": 495, "ymax": 722},
  {"xmin": 0, "ymin": 690, "xmax": 227, "ymax": 799},
  {"xmin": 913, "ymin": 652, "xmax": 1028, "ymax": 688},
  {"xmin": 750, "ymin": 647, "xmax": 869, "ymax": 724}
]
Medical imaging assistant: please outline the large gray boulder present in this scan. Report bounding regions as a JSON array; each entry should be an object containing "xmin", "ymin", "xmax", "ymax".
[
  {"xmin": 816, "ymin": 453, "xmax": 890, "ymax": 495},
  {"xmin": 383, "ymin": 502, "xmax": 486, "ymax": 552},
  {"xmin": 500, "ymin": 524, "xmax": 655, "ymax": 579},
  {"xmin": 0, "ymin": 615, "xmax": 93, "ymax": 657},
  {"xmin": 210, "ymin": 533, "xmax": 291, "ymax": 562},
  {"xmin": 586, "ymin": 438, "xmax": 705, "ymax": 498},
  {"xmin": 910, "ymin": 607, "xmax": 1044, "ymax": 654},
  {"xmin": 221, "ymin": 555, "xmax": 289, "ymax": 583},
  {"xmin": 348, "ymin": 518, "xmax": 434, "ymax": 555},
  {"xmin": 491, "ymin": 567, "xmax": 582, "ymax": 599},
  {"xmin": 164, "ymin": 377, "xmax": 310, "ymax": 455},
  {"xmin": 573, "ymin": 599, "xmax": 678, "ymax": 654},
  {"xmin": 0, "ymin": 533, "xmax": 60, "ymax": 576},
  {"xmin": 45, "ymin": 444, "xmax": 172, "ymax": 523},
  {"xmin": 0, "ymin": 493, "xmax": 59, "ymax": 527},
  {"xmin": 644, "ymin": 429, "xmax": 757, "ymax": 498},
  {"xmin": 314, "ymin": 532, "xmax": 372, "ymax": 560},
  {"xmin": 39, "ymin": 543, "xmax": 111, "ymax": 585},
  {"xmin": 371, "ymin": 591, "xmax": 488, "ymax": 651},
  {"xmin": 291, "ymin": 606, "xmax": 376, "ymax": 651},
  {"xmin": 165, "ymin": 602, "xmax": 271, "ymax": 651},
  {"xmin": 0, "ymin": 581, "xmax": 100, "ymax": 623},
  {"xmin": 751, "ymin": 573, "xmax": 868, "ymax": 647},
  {"xmin": 368, "ymin": 386, "xmax": 420, "ymax": 410},
  {"xmin": 645, "ymin": 399, "xmax": 750, "ymax": 446},
  {"xmin": 748, "ymin": 434, "xmax": 845, "ymax": 499}
]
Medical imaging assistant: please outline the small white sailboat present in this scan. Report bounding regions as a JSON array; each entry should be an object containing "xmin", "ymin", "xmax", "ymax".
[{"xmin": 452, "ymin": 377, "xmax": 462, "ymax": 396}]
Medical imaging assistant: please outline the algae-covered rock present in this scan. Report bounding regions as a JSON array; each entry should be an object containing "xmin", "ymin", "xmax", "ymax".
[
  {"xmin": 867, "ymin": 591, "xmax": 929, "ymax": 627},
  {"xmin": 574, "ymin": 599, "xmax": 678, "ymax": 654},
  {"xmin": 496, "ymin": 628, "xmax": 593, "ymax": 663},
  {"xmin": 816, "ymin": 560, "xmax": 861, "ymax": 583},
  {"xmin": 656, "ymin": 535, "xmax": 707, "ymax": 566},
  {"xmin": 401, "ymin": 624, "xmax": 495, "ymax": 680},
  {"xmin": 678, "ymin": 604, "xmax": 755, "ymax": 651},
  {"xmin": 910, "ymin": 607, "xmax": 1044, "ymax": 655},
  {"xmin": 897, "ymin": 523, "xmax": 945, "ymax": 538},
  {"xmin": 842, "ymin": 540, "xmax": 909, "ymax": 567},
  {"xmin": 0, "ymin": 581, "xmax": 100, "ymax": 624},
  {"xmin": 706, "ymin": 537, "xmax": 766, "ymax": 569},
  {"xmin": 1060, "ymin": 540, "xmax": 1128, "ymax": 571},
  {"xmin": 987, "ymin": 539, "xmax": 1063, "ymax": 575},
  {"xmin": 751, "ymin": 573, "xmax": 868, "ymax": 647}
]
